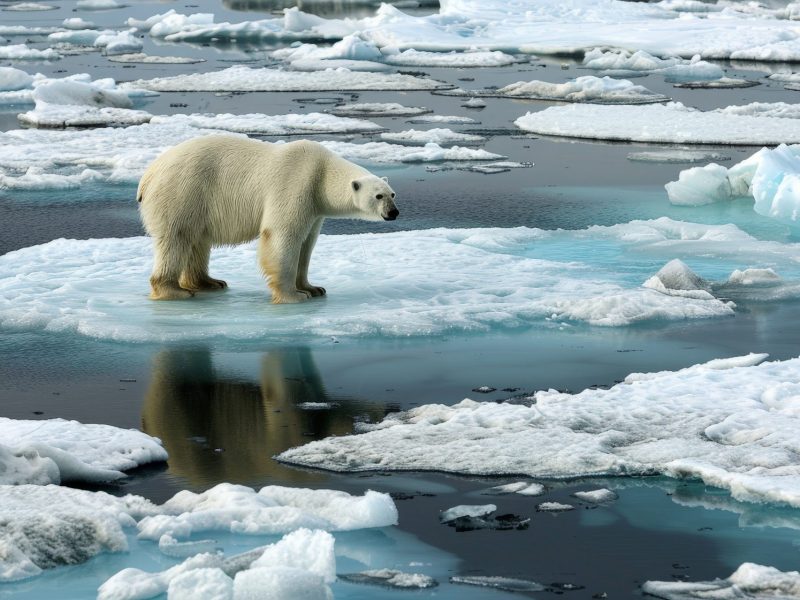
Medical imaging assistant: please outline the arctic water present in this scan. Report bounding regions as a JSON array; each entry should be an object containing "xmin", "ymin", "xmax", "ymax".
[{"xmin": 4, "ymin": 0, "xmax": 800, "ymax": 598}]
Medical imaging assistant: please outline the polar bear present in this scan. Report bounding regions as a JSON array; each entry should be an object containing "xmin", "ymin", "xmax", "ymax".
[{"xmin": 137, "ymin": 136, "xmax": 399, "ymax": 303}]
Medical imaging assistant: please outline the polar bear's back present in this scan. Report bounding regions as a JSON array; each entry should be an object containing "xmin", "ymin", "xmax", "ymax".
[{"xmin": 137, "ymin": 136, "xmax": 338, "ymax": 246}]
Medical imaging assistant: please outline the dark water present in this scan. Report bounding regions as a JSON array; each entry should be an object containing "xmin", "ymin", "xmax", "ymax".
[{"xmin": 3, "ymin": 1, "xmax": 800, "ymax": 597}]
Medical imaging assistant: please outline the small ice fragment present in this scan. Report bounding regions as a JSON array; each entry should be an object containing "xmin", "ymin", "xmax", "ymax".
[
  {"xmin": 642, "ymin": 260, "xmax": 712, "ymax": 299},
  {"xmin": 536, "ymin": 502, "xmax": 574, "ymax": 512},
  {"xmin": 665, "ymin": 163, "xmax": 734, "ymax": 206},
  {"xmin": 340, "ymin": 569, "xmax": 438, "ymax": 589},
  {"xmin": 462, "ymin": 98, "xmax": 486, "ymax": 108},
  {"xmin": 573, "ymin": 489, "xmax": 618, "ymax": 503},
  {"xmin": 673, "ymin": 77, "xmax": 760, "ymax": 89},
  {"xmin": 168, "ymin": 568, "xmax": 233, "ymax": 600},
  {"xmin": 727, "ymin": 268, "xmax": 780, "ymax": 285},
  {"xmin": 108, "ymin": 53, "xmax": 205, "ymax": 64},
  {"xmin": 471, "ymin": 386, "xmax": 496, "ymax": 393},
  {"xmin": 450, "ymin": 575, "xmax": 546, "ymax": 592},
  {"xmin": 440, "ymin": 504, "xmax": 496, "ymax": 523},
  {"xmin": 4, "ymin": 2, "xmax": 56, "ymax": 11},
  {"xmin": 486, "ymin": 482, "xmax": 545, "ymax": 496},
  {"xmin": 627, "ymin": 150, "xmax": 731, "ymax": 164},
  {"xmin": 406, "ymin": 115, "xmax": 478, "ymax": 125},
  {"xmin": 77, "ymin": 0, "xmax": 124, "ymax": 9},
  {"xmin": 158, "ymin": 534, "xmax": 219, "ymax": 558},
  {"xmin": 328, "ymin": 102, "xmax": 431, "ymax": 117}
]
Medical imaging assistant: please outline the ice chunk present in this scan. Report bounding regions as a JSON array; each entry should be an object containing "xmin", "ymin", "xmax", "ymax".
[
  {"xmin": 280, "ymin": 353, "xmax": 800, "ymax": 508},
  {"xmin": 642, "ymin": 563, "xmax": 800, "ymax": 599},
  {"xmin": 493, "ymin": 75, "xmax": 669, "ymax": 104},
  {"xmin": 515, "ymin": 102, "xmax": 800, "ymax": 145},
  {"xmin": 0, "ymin": 44, "xmax": 60, "ymax": 61},
  {"xmin": 158, "ymin": 534, "xmax": 219, "ymax": 558},
  {"xmin": 627, "ymin": 150, "xmax": 731, "ymax": 164},
  {"xmin": 450, "ymin": 575, "xmax": 546, "ymax": 592},
  {"xmin": 384, "ymin": 49, "xmax": 520, "ymax": 67},
  {"xmin": 123, "ymin": 65, "xmax": 450, "ymax": 92},
  {"xmin": 728, "ymin": 268, "xmax": 780, "ymax": 285},
  {"xmin": 440, "ymin": 504, "xmax": 496, "ymax": 523},
  {"xmin": 380, "ymin": 128, "xmax": 485, "ymax": 146},
  {"xmin": 0, "ymin": 167, "xmax": 105, "ymax": 190},
  {"xmin": 19, "ymin": 104, "xmax": 151, "ymax": 128},
  {"xmin": 233, "ymin": 567, "xmax": 332, "ymax": 600},
  {"xmin": 94, "ymin": 29, "xmax": 143, "ymax": 55},
  {"xmin": 48, "ymin": 29, "xmax": 106, "ymax": 46},
  {"xmin": 168, "ymin": 568, "xmax": 233, "ymax": 600},
  {"xmin": 150, "ymin": 112, "xmax": 383, "ymax": 135},
  {"xmin": 462, "ymin": 97, "xmax": 486, "ymax": 108},
  {"xmin": 642, "ymin": 259, "xmax": 713, "ymax": 300},
  {"xmin": 63, "ymin": 17, "xmax": 95, "ymax": 29},
  {"xmin": 485, "ymin": 482, "xmax": 545, "ymax": 496},
  {"xmin": 77, "ymin": 0, "xmax": 124, "ymax": 9},
  {"xmin": 666, "ymin": 164, "xmax": 737, "ymax": 206},
  {"xmin": 136, "ymin": 484, "xmax": 397, "ymax": 540},
  {"xmin": 0, "ymin": 444, "xmax": 59, "ymax": 485},
  {"xmin": 0, "ymin": 67, "xmax": 33, "ymax": 92},
  {"xmin": 3, "ymin": 2, "xmax": 56, "ymax": 10},
  {"xmin": 0, "ymin": 485, "xmax": 157, "ymax": 582},
  {"xmin": 406, "ymin": 115, "xmax": 477, "ymax": 124},
  {"xmin": 537, "ymin": 502, "xmax": 574, "ymax": 512},
  {"xmin": 318, "ymin": 140, "xmax": 503, "ymax": 162},
  {"xmin": 249, "ymin": 529, "xmax": 335, "ymax": 583},
  {"xmin": 0, "ymin": 417, "xmax": 167, "ymax": 484},
  {"xmin": 340, "ymin": 569, "xmax": 438, "ymax": 588},
  {"xmin": 328, "ymin": 102, "xmax": 431, "ymax": 117},
  {"xmin": 107, "ymin": 53, "xmax": 205, "ymax": 64},
  {"xmin": 673, "ymin": 76, "xmax": 760, "ymax": 88},
  {"xmin": 573, "ymin": 489, "xmax": 618, "ymax": 503},
  {"xmin": 583, "ymin": 48, "xmax": 724, "ymax": 82},
  {"xmin": 715, "ymin": 102, "xmax": 800, "ymax": 120},
  {"xmin": 33, "ymin": 79, "xmax": 132, "ymax": 108}
]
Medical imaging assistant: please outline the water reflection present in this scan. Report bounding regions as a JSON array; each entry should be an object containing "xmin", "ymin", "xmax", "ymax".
[
  {"xmin": 222, "ymin": 0, "xmax": 438, "ymax": 18},
  {"xmin": 141, "ymin": 347, "xmax": 386, "ymax": 487}
]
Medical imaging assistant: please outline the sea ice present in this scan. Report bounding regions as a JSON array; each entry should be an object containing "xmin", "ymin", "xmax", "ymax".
[
  {"xmin": 107, "ymin": 53, "xmax": 205, "ymax": 64},
  {"xmin": 485, "ymin": 482, "xmax": 545, "ymax": 496},
  {"xmin": 715, "ymin": 102, "xmax": 800, "ymax": 120},
  {"xmin": 2, "ymin": 219, "xmax": 786, "ymax": 342},
  {"xmin": 627, "ymin": 150, "xmax": 731, "ymax": 164},
  {"xmin": 672, "ymin": 76, "xmax": 759, "ymax": 88},
  {"xmin": 642, "ymin": 563, "xmax": 800, "ymax": 599},
  {"xmin": 279, "ymin": 353, "xmax": 800, "ymax": 508},
  {"xmin": 450, "ymin": 575, "xmax": 546, "ymax": 592},
  {"xmin": 340, "ymin": 569, "xmax": 438, "ymax": 588},
  {"xmin": 573, "ymin": 489, "xmax": 618, "ymax": 503},
  {"xmin": 727, "ymin": 268, "xmax": 781, "ymax": 286},
  {"xmin": 583, "ymin": 48, "xmax": 724, "ymax": 82},
  {"xmin": 19, "ymin": 104, "xmax": 152, "ymax": 128},
  {"xmin": 167, "ymin": 568, "xmax": 233, "ymax": 600},
  {"xmin": 77, "ymin": 0, "xmax": 124, "ymax": 9},
  {"xmin": 3, "ymin": 2, "xmax": 56, "ymax": 11},
  {"xmin": 406, "ymin": 115, "xmax": 477, "ymax": 124},
  {"xmin": 94, "ymin": 29, "xmax": 144, "ymax": 55},
  {"xmin": 514, "ymin": 102, "xmax": 800, "ymax": 145},
  {"xmin": 123, "ymin": 65, "xmax": 450, "ymax": 92},
  {"xmin": 136, "ymin": 484, "xmax": 398, "ymax": 540},
  {"xmin": 537, "ymin": 502, "xmax": 574, "ymax": 512},
  {"xmin": 317, "ymin": 140, "xmax": 503, "ymax": 162},
  {"xmin": 0, "ymin": 417, "xmax": 167, "ymax": 484},
  {"xmin": 0, "ymin": 485, "xmax": 157, "ymax": 582},
  {"xmin": 149, "ymin": 112, "xmax": 384, "ymax": 135},
  {"xmin": 439, "ymin": 504, "xmax": 496, "ymax": 523},
  {"xmin": 63, "ymin": 17, "xmax": 96, "ymax": 29},
  {"xmin": 462, "ymin": 97, "xmax": 486, "ymax": 108},
  {"xmin": 666, "ymin": 144, "xmax": 800, "ymax": 223},
  {"xmin": 491, "ymin": 75, "xmax": 669, "ymax": 104},
  {"xmin": 383, "ymin": 48, "xmax": 520, "ymax": 67},
  {"xmin": 328, "ymin": 102, "xmax": 431, "ymax": 117},
  {"xmin": 380, "ymin": 128, "xmax": 485, "ymax": 146},
  {"xmin": 0, "ymin": 44, "xmax": 60, "ymax": 61},
  {"xmin": 158, "ymin": 535, "xmax": 219, "ymax": 559},
  {"xmin": 0, "ymin": 66, "xmax": 34, "ymax": 92}
]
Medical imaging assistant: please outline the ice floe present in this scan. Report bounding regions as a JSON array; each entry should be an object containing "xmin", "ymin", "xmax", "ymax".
[
  {"xmin": 318, "ymin": 140, "xmax": 503, "ymax": 162},
  {"xmin": 673, "ymin": 76, "xmax": 759, "ymax": 88},
  {"xmin": 537, "ymin": 502, "xmax": 574, "ymax": 512},
  {"xmin": 485, "ymin": 482, "xmax": 545, "ymax": 496},
  {"xmin": 406, "ymin": 115, "xmax": 477, "ymax": 124},
  {"xmin": 340, "ymin": 568, "xmax": 438, "ymax": 589},
  {"xmin": 4, "ymin": 2, "xmax": 56, "ymax": 11},
  {"xmin": 0, "ymin": 44, "xmax": 60, "ymax": 61},
  {"xmin": 627, "ymin": 150, "xmax": 731, "ymax": 164},
  {"xmin": 493, "ymin": 75, "xmax": 668, "ymax": 104},
  {"xmin": 573, "ymin": 489, "xmax": 618, "ymax": 503},
  {"xmin": 515, "ymin": 102, "xmax": 800, "ymax": 145},
  {"xmin": 642, "ymin": 259, "xmax": 714, "ymax": 300},
  {"xmin": 77, "ymin": 0, "xmax": 124, "ymax": 9},
  {"xmin": 583, "ymin": 48, "xmax": 724, "ymax": 82},
  {"xmin": 0, "ymin": 485, "xmax": 157, "ymax": 582},
  {"xmin": 439, "ymin": 504, "xmax": 496, "ymax": 523},
  {"xmin": 450, "ymin": 575, "xmax": 546, "ymax": 592},
  {"xmin": 94, "ymin": 29, "xmax": 143, "ymax": 55},
  {"xmin": 380, "ymin": 128, "xmax": 485, "ymax": 146},
  {"xmin": 0, "ymin": 71, "xmax": 154, "ymax": 107},
  {"xmin": 328, "ymin": 102, "xmax": 431, "ymax": 117},
  {"xmin": 666, "ymin": 144, "xmax": 800, "ymax": 223},
  {"xmin": 384, "ymin": 48, "xmax": 521, "ymax": 67},
  {"xmin": 124, "ymin": 65, "xmax": 450, "ymax": 92},
  {"xmin": 714, "ymin": 102, "xmax": 800, "ymax": 120},
  {"xmin": 63, "ymin": 17, "xmax": 96, "ymax": 29},
  {"xmin": 5, "ymin": 218, "xmax": 799, "ymax": 342},
  {"xmin": 19, "ymin": 104, "xmax": 152, "ymax": 128},
  {"xmin": 642, "ymin": 563, "xmax": 800, "ymax": 599},
  {"xmin": 149, "ymin": 112, "xmax": 384, "ymax": 135},
  {"xmin": 0, "ymin": 417, "xmax": 166, "ymax": 484},
  {"xmin": 107, "ymin": 53, "xmax": 205, "ymax": 64},
  {"xmin": 280, "ymin": 353, "xmax": 800, "ymax": 508}
]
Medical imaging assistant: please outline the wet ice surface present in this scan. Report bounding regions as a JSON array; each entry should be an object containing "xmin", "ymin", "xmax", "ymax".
[{"xmin": 6, "ymin": 1, "xmax": 800, "ymax": 599}]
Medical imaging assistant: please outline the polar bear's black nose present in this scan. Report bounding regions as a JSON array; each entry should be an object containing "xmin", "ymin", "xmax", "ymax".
[{"xmin": 384, "ymin": 208, "xmax": 399, "ymax": 221}]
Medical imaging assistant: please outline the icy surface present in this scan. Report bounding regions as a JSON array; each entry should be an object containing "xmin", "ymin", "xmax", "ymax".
[
  {"xmin": 486, "ymin": 482, "xmax": 545, "ymax": 496},
  {"xmin": 19, "ymin": 104, "xmax": 152, "ymax": 128},
  {"xmin": 280, "ymin": 353, "xmax": 800, "ymax": 508},
  {"xmin": 328, "ymin": 102, "xmax": 431, "ymax": 117},
  {"xmin": 493, "ymin": 75, "xmax": 669, "ymax": 104},
  {"xmin": 249, "ymin": 529, "xmax": 336, "ymax": 583},
  {"xmin": 583, "ymin": 48, "xmax": 724, "ymax": 81},
  {"xmin": 136, "ymin": 484, "xmax": 397, "ymax": 540},
  {"xmin": 3, "ymin": 219, "xmax": 782, "ymax": 341},
  {"xmin": 4, "ymin": 3, "xmax": 57, "ymax": 10},
  {"xmin": 537, "ymin": 502, "xmax": 574, "ymax": 512},
  {"xmin": 340, "ymin": 569, "xmax": 438, "ymax": 588},
  {"xmin": 642, "ymin": 259, "xmax": 713, "ymax": 300},
  {"xmin": 515, "ymin": 102, "xmax": 800, "ymax": 145},
  {"xmin": 107, "ymin": 53, "xmax": 205, "ymax": 64},
  {"xmin": 149, "ymin": 112, "xmax": 383, "ymax": 135},
  {"xmin": 0, "ymin": 72, "xmax": 153, "ymax": 107},
  {"xmin": 158, "ymin": 535, "xmax": 219, "ymax": 559},
  {"xmin": 715, "ymin": 102, "xmax": 800, "ymax": 120},
  {"xmin": 168, "ymin": 568, "xmax": 233, "ymax": 600},
  {"xmin": 573, "ymin": 489, "xmax": 618, "ymax": 503},
  {"xmin": 0, "ymin": 417, "xmax": 166, "ymax": 484},
  {"xmin": 380, "ymin": 128, "xmax": 485, "ymax": 146},
  {"xmin": 77, "ymin": 0, "xmax": 123, "ymax": 9},
  {"xmin": 666, "ymin": 144, "xmax": 800, "ymax": 223},
  {"xmin": 642, "ymin": 563, "xmax": 800, "ymax": 599},
  {"xmin": 439, "ymin": 504, "xmax": 496, "ymax": 523},
  {"xmin": 451, "ymin": 575, "xmax": 546, "ymax": 592},
  {"xmin": 627, "ymin": 150, "xmax": 731, "ymax": 164},
  {"xmin": 673, "ymin": 76, "xmax": 759, "ymax": 89},
  {"xmin": 318, "ymin": 140, "xmax": 503, "ymax": 162},
  {"xmin": 0, "ymin": 44, "xmax": 60, "ymax": 61},
  {"xmin": 124, "ymin": 66, "xmax": 450, "ymax": 92},
  {"xmin": 406, "ymin": 115, "xmax": 477, "ymax": 124},
  {"xmin": 383, "ymin": 49, "xmax": 520, "ymax": 67},
  {"xmin": 0, "ymin": 485, "xmax": 157, "ymax": 582}
]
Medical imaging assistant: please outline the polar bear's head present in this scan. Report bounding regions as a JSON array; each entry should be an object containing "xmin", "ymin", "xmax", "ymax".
[{"xmin": 351, "ymin": 175, "xmax": 399, "ymax": 221}]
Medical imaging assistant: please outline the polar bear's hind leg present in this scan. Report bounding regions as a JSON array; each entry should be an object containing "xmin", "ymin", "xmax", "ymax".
[
  {"xmin": 149, "ymin": 236, "xmax": 194, "ymax": 300},
  {"xmin": 259, "ymin": 229, "xmax": 311, "ymax": 304},
  {"xmin": 179, "ymin": 240, "xmax": 228, "ymax": 291}
]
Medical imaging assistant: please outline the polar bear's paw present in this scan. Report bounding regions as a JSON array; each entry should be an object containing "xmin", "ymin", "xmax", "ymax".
[
  {"xmin": 149, "ymin": 287, "xmax": 195, "ymax": 301},
  {"xmin": 298, "ymin": 284, "xmax": 326, "ymax": 297},
  {"xmin": 180, "ymin": 275, "xmax": 228, "ymax": 291},
  {"xmin": 271, "ymin": 290, "xmax": 312, "ymax": 304}
]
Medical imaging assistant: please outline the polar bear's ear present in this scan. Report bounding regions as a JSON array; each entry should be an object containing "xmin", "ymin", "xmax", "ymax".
[
  {"xmin": 352, "ymin": 180, "xmax": 361, "ymax": 191},
  {"xmin": 381, "ymin": 176, "xmax": 388, "ymax": 182}
]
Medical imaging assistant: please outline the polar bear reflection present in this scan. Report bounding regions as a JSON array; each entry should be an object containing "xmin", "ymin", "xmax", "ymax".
[{"xmin": 141, "ymin": 347, "xmax": 386, "ymax": 486}]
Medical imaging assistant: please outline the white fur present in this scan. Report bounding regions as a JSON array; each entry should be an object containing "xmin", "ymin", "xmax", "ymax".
[{"xmin": 137, "ymin": 136, "xmax": 398, "ymax": 302}]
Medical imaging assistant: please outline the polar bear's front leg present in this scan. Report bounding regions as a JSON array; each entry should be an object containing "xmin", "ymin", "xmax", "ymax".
[
  {"xmin": 259, "ymin": 229, "xmax": 311, "ymax": 304},
  {"xmin": 296, "ymin": 218, "xmax": 326, "ymax": 297}
]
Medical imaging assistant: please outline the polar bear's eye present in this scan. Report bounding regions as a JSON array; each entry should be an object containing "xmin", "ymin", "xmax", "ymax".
[{"xmin": 376, "ymin": 194, "xmax": 383, "ymax": 199}]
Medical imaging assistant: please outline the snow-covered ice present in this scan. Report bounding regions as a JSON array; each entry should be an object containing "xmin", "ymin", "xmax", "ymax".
[
  {"xmin": 136, "ymin": 484, "xmax": 398, "ymax": 540},
  {"xmin": 0, "ymin": 72, "xmax": 154, "ymax": 107},
  {"xmin": 328, "ymin": 102, "xmax": 431, "ymax": 117},
  {"xmin": 627, "ymin": 150, "xmax": 731, "ymax": 164},
  {"xmin": 124, "ymin": 65, "xmax": 450, "ymax": 92},
  {"xmin": 0, "ymin": 417, "xmax": 166, "ymax": 484},
  {"xmin": 0, "ymin": 44, "xmax": 60, "ymax": 61},
  {"xmin": 19, "ymin": 104, "xmax": 152, "ymax": 128},
  {"xmin": 383, "ymin": 48, "xmax": 521, "ymax": 67},
  {"xmin": 642, "ymin": 259, "xmax": 713, "ymax": 300},
  {"xmin": 280, "ymin": 353, "xmax": 800, "ymax": 508},
  {"xmin": 406, "ymin": 115, "xmax": 477, "ymax": 125},
  {"xmin": 340, "ymin": 569, "xmax": 438, "ymax": 589},
  {"xmin": 583, "ymin": 48, "xmax": 724, "ymax": 81},
  {"xmin": 318, "ymin": 140, "xmax": 503, "ymax": 163},
  {"xmin": 515, "ymin": 102, "xmax": 800, "ymax": 145},
  {"xmin": 450, "ymin": 575, "xmax": 546, "ymax": 592},
  {"xmin": 573, "ymin": 489, "xmax": 618, "ymax": 503},
  {"xmin": 642, "ymin": 563, "xmax": 800, "ymax": 599},
  {"xmin": 439, "ymin": 504, "xmax": 496, "ymax": 523},
  {"xmin": 380, "ymin": 128, "xmax": 485, "ymax": 146},
  {"xmin": 485, "ymin": 482, "xmax": 545, "ymax": 496},
  {"xmin": 537, "ymin": 502, "xmax": 574, "ymax": 512},
  {"xmin": 714, "ymin": 102, "xmax": 800, "ymax": 120},
  {"xmin": 666, "ymin": 144, "xmax": 800, "ymax": 223},
  {"xmin": 673, "ymin": 76, "xmax": 759, "ymax": 89},
  {"xmin": 149, "ymin": 112, "xmax": 384, "ymax": 135},
  {"xmin": 490, "ymin": 75, "xmax": 669, "ymax": 104},
  {"xmin": 3, "ymin": 2, "xmax": 56, "ymax": 11},
  {"xmin": 107, "ymin": 53, "xmax": 204, "ymax": 64}
]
